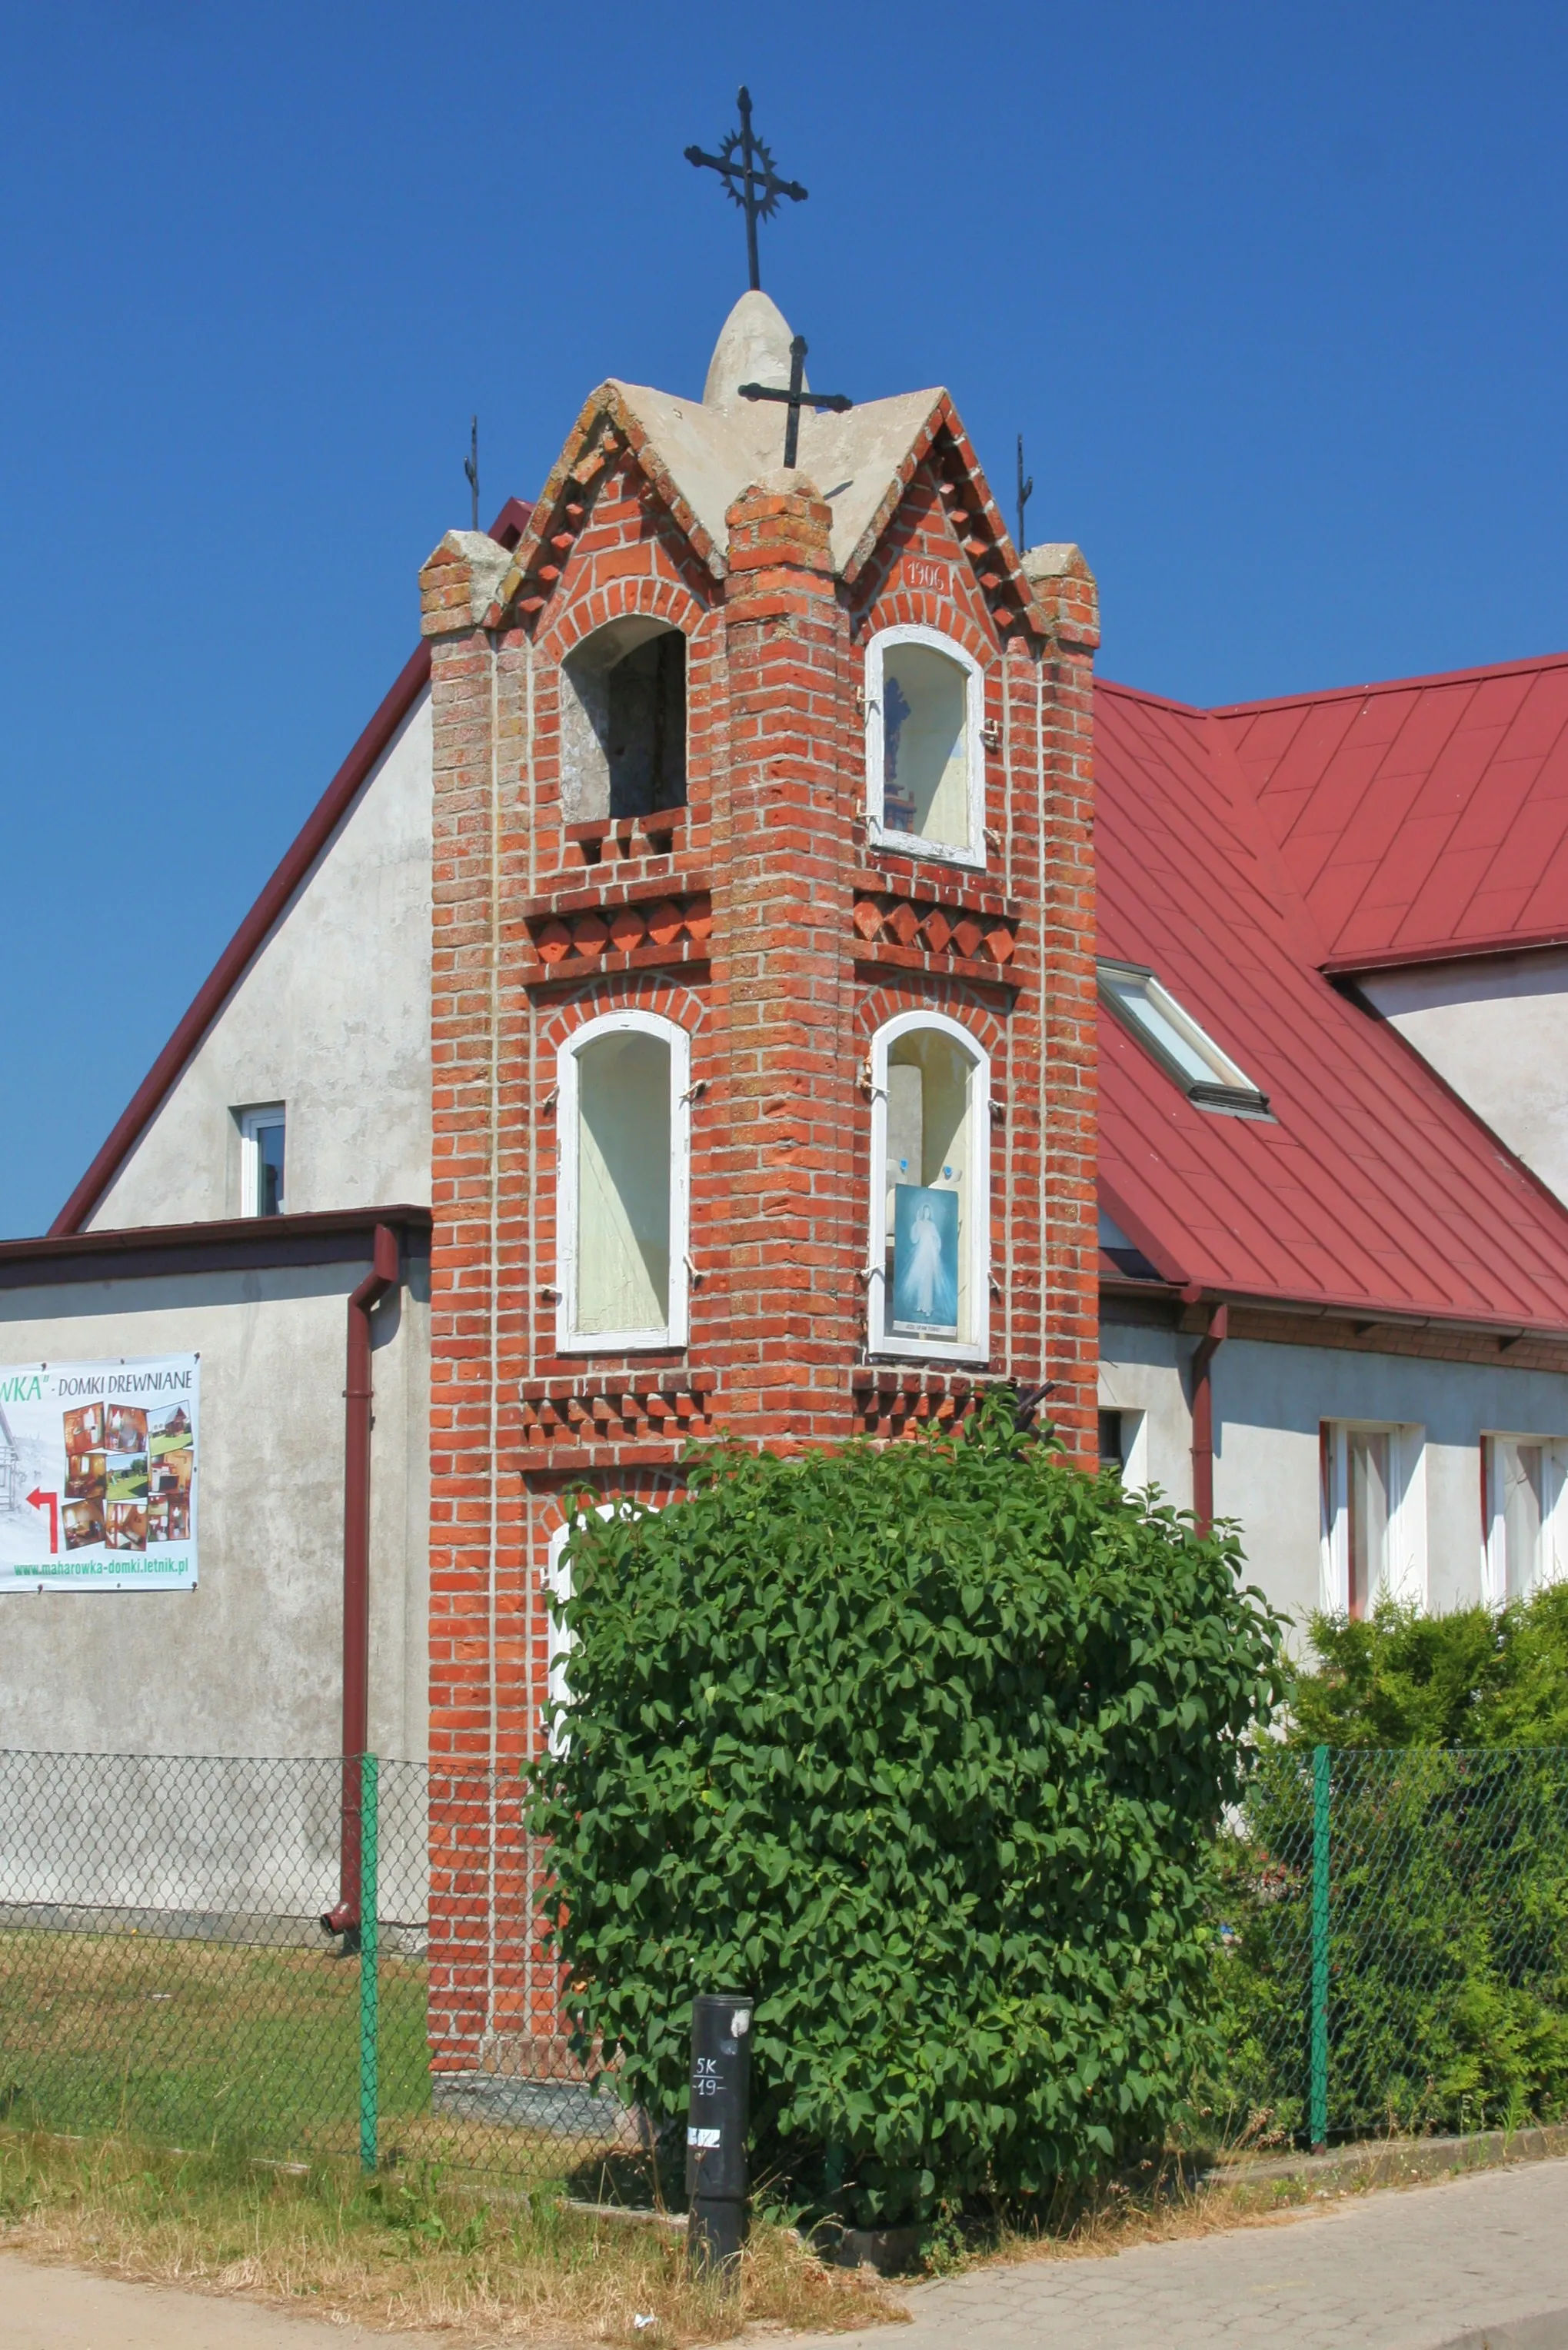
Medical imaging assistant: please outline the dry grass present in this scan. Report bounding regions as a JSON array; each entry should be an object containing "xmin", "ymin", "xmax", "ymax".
[{"xmin": 0, "ymin": 2127, "xmax": 904, "ymax": 2345}]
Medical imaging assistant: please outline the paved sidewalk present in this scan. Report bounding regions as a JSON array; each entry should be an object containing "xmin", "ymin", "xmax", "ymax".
[
  {"xmin": 788, "ymin": 2156, "xmax": 1568, "ymax": 2350},
  {"xmin": 0, "ymin": 2255, "xmax": 447, "ymax": 2350},
  {"xmin": 5, "ymin": 2160, "xmax": 1566, "ymax": 2348}
]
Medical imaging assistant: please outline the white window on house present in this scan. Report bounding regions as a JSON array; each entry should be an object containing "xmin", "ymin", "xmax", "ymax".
[
  {"xmin": 560, "ymin": 617, "xmax": 687, "ymax": 824},
  {"xmin": 1099, "ymin": 960, "xmax": 1270, "ymax": 1118},
  {"xmin": 557, "ymin": 1011, "xmax": 690, "ymax": 1352},
  {"xmin": 867, "ymin": 1011, "xmax": 989, "ymax": 1361},
  {"xmin": 1483, "ymin": 1434, "xmax": 1567, "ymax": 1603},
  {"xmin": 864, "ymin": 624, "xmax": 985, "ymax": 867},
  {"xmin": 1097, "ymin": 1404, "xmax": 1149, "ymax": 1490},
  {"xmin": 1320, "ymin": 1421, "xmax": 1427, "ymax": 1616},
  {"xmin": 238, "ymin": 1105, "xmax": 286, "ymax": 1217}
]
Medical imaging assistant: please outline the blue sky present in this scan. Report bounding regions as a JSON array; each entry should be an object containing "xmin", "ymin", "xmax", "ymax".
[{"xmin": 4, "ymin": 1, "xmax": 1566, "ymax": 1236}]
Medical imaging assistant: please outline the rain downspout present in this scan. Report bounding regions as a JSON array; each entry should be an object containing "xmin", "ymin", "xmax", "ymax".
[
  {"xmin": 1189, "ymin": 1299, "xmax": 1228, "ymax": 1536},
  {"xmin": 323, "ymin": 1221, "xmax": 401, "ymax": 1939}
]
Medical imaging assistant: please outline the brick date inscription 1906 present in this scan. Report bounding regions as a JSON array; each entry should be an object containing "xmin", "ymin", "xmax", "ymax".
[{"xmin": 903, "ymin": 557, "xmax": 953, "ymax": 594}]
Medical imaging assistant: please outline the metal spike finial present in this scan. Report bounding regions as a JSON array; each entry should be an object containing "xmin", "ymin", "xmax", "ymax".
[
  {"xmin": 464, "ymin": 417, "xmax": 479, "ymax": 532},
  {"xmin": 685, "ymin": 85, "xmax": 807, "ymax": 291},
  {"xmin": 1016, "ymin": 434, "xmax": 1034, "ymax": 557}
]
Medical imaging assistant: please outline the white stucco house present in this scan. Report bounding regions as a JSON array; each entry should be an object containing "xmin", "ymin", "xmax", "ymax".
[{"xmin": 1094, "ymin": 656, "xmax": 1568, "ymax": 1629}]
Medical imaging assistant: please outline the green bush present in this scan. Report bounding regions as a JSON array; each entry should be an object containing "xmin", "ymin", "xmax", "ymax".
[
  {"xmin": 1289, "ymin": 1589, "xmax": 1568, "ymax": 1748},
  {"xmin": 1208, "ymin": 1593, "xmax": 1568, "ymax": 2142},
  {"xmin": 528, "ymin": 1392, "xmax": 1283, "ymax": 2222},
  {"xmin": 1211, "ymin": 1744, "xmax": 1568, "ymax": 2140}
]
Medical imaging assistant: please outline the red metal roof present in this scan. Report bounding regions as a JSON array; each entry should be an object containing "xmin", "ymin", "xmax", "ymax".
[
  {"xmin": 1095, "ymin": 677, "xmax": 1568, "ymax": 1331},
  {"xmin": 1212, "ymin": 652, "xmax": 1568, "ymax": 971}
]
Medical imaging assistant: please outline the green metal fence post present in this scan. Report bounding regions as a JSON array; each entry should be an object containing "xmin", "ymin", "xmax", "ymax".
[
  {"xmin": 358, "ymin": 1752, "xmax": 379, "ymax": 2172},
  {"xmin": 1310, "ymin": 1743, "xmax": 1330, "ymax": 2149}
]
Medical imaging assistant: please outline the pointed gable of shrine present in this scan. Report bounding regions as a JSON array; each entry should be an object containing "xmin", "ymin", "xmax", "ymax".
[{"xmin": 488, "ymin": 294, "xmax": 1044, "ymax": 640}]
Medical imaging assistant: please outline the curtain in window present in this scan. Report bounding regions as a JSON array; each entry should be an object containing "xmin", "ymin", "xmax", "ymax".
[
  {"xmin": 1347, "ymin": 1428, "xmax": 1390, "ymax": 1619},
  {"xmin": 575, "ymin": 1031, "xmax": 671, "ymax": 1334},
  {"xmin": 1499, "ymin": 1439, "xmax": 1546, "ymax": 1599}
]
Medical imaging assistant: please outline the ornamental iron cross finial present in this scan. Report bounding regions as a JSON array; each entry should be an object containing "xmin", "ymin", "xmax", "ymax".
[
  {"xmin": 738, "ymin": 335, "xmax": 853, "ymax": 469},
  {"xmin": 685, "ymin": 85, "xmax": 807, "ymax": 292}
]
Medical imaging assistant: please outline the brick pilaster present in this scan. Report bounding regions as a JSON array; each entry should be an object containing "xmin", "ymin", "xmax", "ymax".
[
  {"xmin": 707, "ymin": 478, "xmax": 861, "ymax": 1443},
  {"xmin": 418, "ymin": 531, "xmax": 538, "ymax": 2069},
  {"xmin": 1025, "ymin": 544, "xmax": 1100, "ymax": 1466}
]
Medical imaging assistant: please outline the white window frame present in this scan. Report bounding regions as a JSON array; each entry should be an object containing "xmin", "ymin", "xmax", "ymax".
[
  {"xmin": 1482, "ymin": 1432, "xmax": 1568, "ymax": 1606},
  {"xmin": 1097, "ymin": 960, "xmax": 1270, "ymax": 1118},
  {"xmin": 238, "ymin": 1103, "xmax": 286, "ymax": 1217},
  {"xmin": 864, "ymin": 623, "xmax": 987, "ymax": 870},
  {"xmin": 544, "ymin": 1500, "xmax": 660, "ymax": 1753},
  {"xmin": 867, "ymin": 1009, "xmax": 990, "ymax": 1363},
  {"xmin": 1097, "ymin": 1399, "xmax": 1150, "ymax": 1496},
  {"xmin": 555, "ymin": 1009, "xmax": 690, "ymax": 1355},
  {"xmin": 1320, "ymin": 1420, "xmax": 1427, "ymax": 1614}
]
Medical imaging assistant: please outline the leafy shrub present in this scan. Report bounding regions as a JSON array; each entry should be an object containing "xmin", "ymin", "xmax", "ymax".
[
  {"xmin": 528, "ymin": 1392, "xmax": 1283, "ymax": 2222},
  {"xmin": 1208, "ymin": 1592, "xmax": 1568, "ymax": 2142},
  {"xmin": 1289, "ymin": 1590, "xmax": 1568, "ymax": 1748},
  {"xmin": 1210, "ymin": 1743, "xmax": 1568, "ymax": 2140}
]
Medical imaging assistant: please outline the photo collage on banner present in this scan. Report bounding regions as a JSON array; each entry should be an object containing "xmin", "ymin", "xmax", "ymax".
[{"xmin": 0, "ymin": 1355, "xmax": 200, "ymax": 1591}]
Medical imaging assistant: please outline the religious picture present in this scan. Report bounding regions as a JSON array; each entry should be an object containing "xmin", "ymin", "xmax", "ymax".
[
  {"xmin": 891, "ymin": 1183, "xmax": 960, "ymax": 1338},
  {"xmin": 881, "ymin": 670, "xmax": 916, "ymax": 832}
]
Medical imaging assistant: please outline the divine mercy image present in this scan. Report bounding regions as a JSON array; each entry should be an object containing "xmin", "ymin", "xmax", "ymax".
[{"xmin": 891, "ymin": 1183, "xmax": 959, "ymax": 1337}]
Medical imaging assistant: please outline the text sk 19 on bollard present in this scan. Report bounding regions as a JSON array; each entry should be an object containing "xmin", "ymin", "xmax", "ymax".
[{"xmin": 686, "ymin": 1992, "xmax": 752, "ymax": 2278}]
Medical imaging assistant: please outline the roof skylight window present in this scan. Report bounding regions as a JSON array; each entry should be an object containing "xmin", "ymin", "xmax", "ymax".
[{"xmin": 1098, "ymin": 960, "xmax": 1270, "ymax": 1118}]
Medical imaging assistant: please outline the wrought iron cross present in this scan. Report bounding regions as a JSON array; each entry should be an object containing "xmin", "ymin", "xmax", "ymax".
[
  {"xmin": 738, "ymin": 335, "xmax": 853, "ymax": 469},
  {"xmin": 685, "ymin": 85, "xmax": 807, "ymax": 292}
]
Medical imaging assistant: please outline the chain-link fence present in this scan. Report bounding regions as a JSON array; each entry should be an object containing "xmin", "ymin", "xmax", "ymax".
[
  {"xmin": 6, "ymin": 1746, "xmax": 1568, "ymax": 2179},
  {"xmin": 1211, "ymin": 1745, "xmax": 1568, "ymax": 2145},
  {"xmin": 0, "ymin": 1749, "xmax": 657, "ymax": 2197}
]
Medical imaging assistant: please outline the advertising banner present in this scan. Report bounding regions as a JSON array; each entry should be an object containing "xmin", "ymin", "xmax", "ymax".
[{"xmin": 0, "ymin": 1354, "xmax": 200, "ymax": 1592}]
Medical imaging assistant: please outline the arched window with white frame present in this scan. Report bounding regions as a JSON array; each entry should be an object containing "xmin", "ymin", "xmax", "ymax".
[
  {"xmin": 556, "ymin": 1010, "xmax": 690, "ymax": 1353},
  {"xmin": 544, "ymin": 1499, "xmax": 662, "ymax": 1753},
  {"xmin": 867, "ymin": 1010, "xmax": 990, "ymax": 1362},
  {"xmin": 864, "ymin": 624, "xmax": 985, "ymax": 868}
]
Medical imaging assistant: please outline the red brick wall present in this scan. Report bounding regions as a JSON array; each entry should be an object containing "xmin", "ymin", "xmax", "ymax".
[{"xmin": 418, "ymin": 408, "xmax": 1100, "ymax": 2072}]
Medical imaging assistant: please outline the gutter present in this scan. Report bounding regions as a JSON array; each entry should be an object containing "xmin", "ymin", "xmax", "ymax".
[
  {"xmin": 1187, "ymin": 1299, "xmax": 1228, "ymax": 1536},
  {"xmin": 0, "ymin": 1205, "xmax": 430, "ymax": 1290},
  {"xmin": 323, "ymin": 1223, "xmax": 401, "ymax": 1942},
  {"xmin": 1097, "ymin": 1266, "xmax": 1568, "ymax": 1352}
]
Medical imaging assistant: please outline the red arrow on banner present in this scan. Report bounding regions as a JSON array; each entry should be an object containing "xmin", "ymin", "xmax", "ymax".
[{"xmin": 26, "ymin": 1489, "xmax": 58, "ymax": 1555}]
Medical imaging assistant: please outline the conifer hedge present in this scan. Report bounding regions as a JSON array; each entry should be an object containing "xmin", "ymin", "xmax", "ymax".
[{"xmin": 528, "ymin": 1392, "xmax": 1283, "ymax": 2222}]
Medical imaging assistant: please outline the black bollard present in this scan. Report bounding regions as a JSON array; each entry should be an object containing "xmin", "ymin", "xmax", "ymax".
[{"xmin": 685, "ymin": 1990, "xmax": 753, "ymax": 2279}]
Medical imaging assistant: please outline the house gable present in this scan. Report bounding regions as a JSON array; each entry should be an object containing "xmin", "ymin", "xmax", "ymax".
[{"xmin": 83, "ymin": 685, "xmax": 434, "ymax": 1230}]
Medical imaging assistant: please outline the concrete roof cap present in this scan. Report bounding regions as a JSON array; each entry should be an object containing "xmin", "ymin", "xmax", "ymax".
[
  {"xmin": 1022, "ymin": 541, "xmax": 1095, "ymax": 584},
  {"xmin": 702, "ymin": 290, "xmax": 804, "ymax": 411},
  {"xmin": 606, "ymin": 368, "xmax": 945, "ymax": 576}
]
